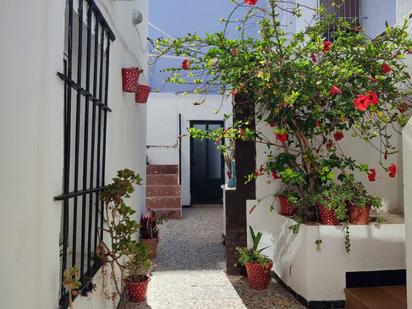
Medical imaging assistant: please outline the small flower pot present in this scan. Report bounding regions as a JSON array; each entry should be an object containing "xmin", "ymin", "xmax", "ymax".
[
  {"xmin": 318, "ymin": 204, "xmax": 339, "ymax": 225},
  {"xmin": 278, "ymin": 195, "xmax": 296, "ymax": 216},
  {"xmin": 121, "ymin": 67, "xmax": 142, "ymax": 93},
  {"xmin": 245, "ymin": 260, "xmax": 273, "ymax": 290},
  {"xmin": 348, "ymin": 204, "xmax": 371, "ymax": 225},
  {"xmin": 140, "ymin": 238, "xmax": 158, "ymax": 258},
  {"xmin": 125, "ymin": 276, "xmax": 150, "ymax": 302},
  {"xmin": 135, "ymin": 84, "xmax": 151, "ymax": 103}
]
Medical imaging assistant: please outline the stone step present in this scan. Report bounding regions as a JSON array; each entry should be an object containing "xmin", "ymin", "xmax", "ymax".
[
  {"xmin": 147, "ymin": 174, "xmax": 178, "ymax": 186},
  {"xmin": 147, "ymin": 164, "xmax": 178, "ymax": 175},
  {"xmin": 147, "ymin": 185, "xmax": 181, "ymax": 197},
  {"xmin": 146, "ymin": 196, "xmax": 181, "ymax": 209},
  {"xmin": 345, "ymin": 286, "xmax": 406, "ymax": 309}
]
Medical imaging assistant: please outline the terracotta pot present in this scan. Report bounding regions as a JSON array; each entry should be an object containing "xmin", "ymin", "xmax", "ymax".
[
  {"xmin": 278, "ymin": 195, "xmax": 296, "ymax": 216},
  {"xmin": 140, "ymin": 238, "xmax": 158, "ymax": 258},
  {"xmin": 125, "ymin": 276, "xmax": 150, "ymax": 302},
  {"xmin": 245, "ymin": 260, "xmax": 273, "ymax": 290},
  {"xmin": 348, "ymin": 204, "xmax": 371, "ymax": 225},
  {"xmin": 318, "ymin": 204, "xmax": 339, "ymax": 225},
  {"xmin": 121, "ymin": 67, "xmax": 142, "ymax": 93}
]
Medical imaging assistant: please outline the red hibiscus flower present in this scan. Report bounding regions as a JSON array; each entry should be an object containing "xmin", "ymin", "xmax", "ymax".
[
  {"xmin": 272, "ymin": 170, "xmax": 281, "ymax": 179},
  {"xmin": 244, "ymin": 0, "xmax": 258, "ymax": 5},
  {"xmin": 310, "ymin": 53, "xmax": 317, "ymax": 63},
  {"xmin": 366, "ymin": 90, "xmax": 379, "ymax": 105},
  {"xmin": 276, "ymin": 133, "xmax": 287, "ymax": 143},
  {"xmin": 334, "ymin": 131, "xmax": 344, "ymax": 141},
  {"xmin": 399, "ymin": 102, "xmax": 408, "ymax": 113},
  {"xmin": 326, "ymin": 140, "xmax": 334, "ymax": 149},
  {"xmin": 368, "ymin": 169, "xmax": 376, "ymax": 182},
  {"xmin": 323, "ymin": 41, "xmax": 333, "ymax": 52},
  {"xmin": 381, "ymin": 63, "xmax": 391, "ymax": 74},
  {"xmin": 388, "ymin": 163, "xmax": 397, "ymax": 178},
  {"xmin": 181, "ymin": 59, "xmax": 190, "ymax": 70},
  {"xmin": 354, "ymin": 94, "xmax": 370, "ymax": 111},
  {"xmin": 329, "ymin": 85, "xmax": 342, "ymax": 96}
]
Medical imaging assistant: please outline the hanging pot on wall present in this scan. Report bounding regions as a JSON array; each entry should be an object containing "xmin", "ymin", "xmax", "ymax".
[
  {"xmin": 121, "ymin": 67, "xmax": 142, "ymax": 93},
  {"xmin": 135, "ymin": 84, "xmax": 151, "ymax": 103}
]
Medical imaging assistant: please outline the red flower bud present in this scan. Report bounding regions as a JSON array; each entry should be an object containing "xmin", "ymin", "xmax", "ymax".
[
  {"xmin": 388, "ymin": 163, "xmax": 397, "ymax": 178},
  {"xmin": 315, "ymin": 120, "xmax": 321, "ymax": 128},
  {"xmin": 244, "ymin": 0, "xmax": 258, "ymax": 5},
  {"xmin": 329, "ymin": 85, "xmax": 342, "ymax": 96},
  {"xmin": 276, "ymin": 132, "xmax": 287, "ymax": 143},
  {"xmin": 323, "ymin": 41, "xmax": 333, "ymax": 52},
  {"xmin": 326, "ymin": 140, "xmax": 334, "ymax": 149},
  {"xmin": 181, "ymin": 59, "xmax": 190, "ymax": 70},
  {"xmin": 334, "ymin": 131, "xmax": 344, "ymax": 141},
  {"xmin": 272, "ymin": 170, "xmax": 281, "ymax": 179},
  {"xmin": 381, "ymin": 63, "xmax": 391, "ymax": 75},
  {"xmin": 368, "ymin": 169, "xmax": 376, "ymax": 182}
]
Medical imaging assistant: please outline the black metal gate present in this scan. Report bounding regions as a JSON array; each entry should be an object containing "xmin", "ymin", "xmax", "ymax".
[{"xmin": 54, "ymin": 0, "xmax": 115, "ymax": 306}]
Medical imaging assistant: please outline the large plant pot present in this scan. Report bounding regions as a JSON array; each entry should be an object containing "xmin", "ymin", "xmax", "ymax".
[
  {"xmin": 245, "ymin": 260, "xmax": 273, "ymax": 290},
  {"xmin": 141, "ymin": 238, "xmax": 158, "ymax": 258},
  {"xmin": 125, "ymin": 276, "xmax": 150, "ymax": 302},
  {"xmin": 318, "ymin": 204, "xmax": 339, "ymax": 225},
  {"xmin": 348, "ymin": 204, "xmax": 371, "ymax": 225},
  {"xmin": 278, "ymin": 195, "xmax": 296, "ymax": 216}
]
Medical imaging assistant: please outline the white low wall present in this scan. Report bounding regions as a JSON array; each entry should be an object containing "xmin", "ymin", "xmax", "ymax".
[
  {"xmin": 246, "ymin": 200, "xmax": 405, "ymax": 301},
  {"xmin": 147, "ymin": 93, "xmax": 232, "ymax": 205}
]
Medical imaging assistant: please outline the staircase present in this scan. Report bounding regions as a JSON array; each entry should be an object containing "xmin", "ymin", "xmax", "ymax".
[
  {"xmin": 146, "ymin": 165, "xmax": 182, "ymax": 219},
  {"xmin": 345, "ymin": 286, "xmax": 406, "ymax": 309}
]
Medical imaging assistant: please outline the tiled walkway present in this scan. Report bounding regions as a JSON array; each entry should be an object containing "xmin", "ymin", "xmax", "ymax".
[{"xmin": 126, "ymin": 206, "xmax": 304, "ymax": 309}]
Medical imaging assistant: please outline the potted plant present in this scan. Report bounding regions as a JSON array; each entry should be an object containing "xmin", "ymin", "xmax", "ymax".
[
  {"xmin": 123, "ymin": 243, "xmax": 152, "ymax": 302},
  {"xmin": 99, "ymin": 169, "xmax": 153, "ymax": 302},
  {"xmin": 310, "ymin": 183, "xmax": 349, "ymax": 225},
  {"xmin": 140, "ymin": 209, "xmax": 169, "ymax": 258},
  {"xmin": 236, "ymin": 226, "xmax": 273, "ymax": 290},
  {"xmin": 276, "ymin": 190, "xmax": 298, "ymax": 216},
  {"xmin": 341, "ymin": 175, "xmax": 382, "ymax": 224}
]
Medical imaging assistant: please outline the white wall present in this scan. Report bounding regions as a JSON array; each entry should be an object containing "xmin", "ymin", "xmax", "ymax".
[
  {"xmin": 404, "ymin": 119, "xmax": 412, "ymax": 309},
  {"xmin": 147, "ymin": 93, "xmax": 232, "ymax": 205},
  {"xmin": 0, "ymin": 0, "xmax": 148, "ymax": 308},
  {"xmin": 247, "ymin": 200, "xmax": 405, "ymax": 301}
]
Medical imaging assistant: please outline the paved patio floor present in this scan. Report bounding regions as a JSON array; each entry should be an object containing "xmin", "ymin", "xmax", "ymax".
[{"xmin": 126, "ymin": 206, "xmax": 304, "ymax": 309}]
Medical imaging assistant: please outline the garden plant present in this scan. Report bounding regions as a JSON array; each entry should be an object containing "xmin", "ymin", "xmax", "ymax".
[{"xmin": 152, "ymin": 0, "xmax": 412, "ymax": 249}]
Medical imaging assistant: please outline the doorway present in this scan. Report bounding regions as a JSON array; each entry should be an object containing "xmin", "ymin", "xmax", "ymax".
[{"xmin": 190, "ymin": 121, "xmax": 224, "ymax": 204}]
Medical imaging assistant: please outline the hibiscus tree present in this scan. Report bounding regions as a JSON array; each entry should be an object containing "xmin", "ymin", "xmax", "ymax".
[{"xmin": 152, "ymin": 0, "xmax": 412, "ymax": 219}]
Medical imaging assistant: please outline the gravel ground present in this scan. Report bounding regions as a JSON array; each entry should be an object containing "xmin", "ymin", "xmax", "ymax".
[{"xmin": 124, "ymin": 206, "xmax": 304, "ymax": 309}]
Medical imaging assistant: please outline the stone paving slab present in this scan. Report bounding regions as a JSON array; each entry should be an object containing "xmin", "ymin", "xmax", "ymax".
[{"xmin": 122, "ymin": 206, "xmax": 304, "ymax": 309}]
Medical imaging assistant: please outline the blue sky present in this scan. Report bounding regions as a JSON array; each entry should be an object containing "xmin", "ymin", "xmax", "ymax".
[{"xmin": 149, "ymin": 0, "xmax": 244, "ymax": 93}]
